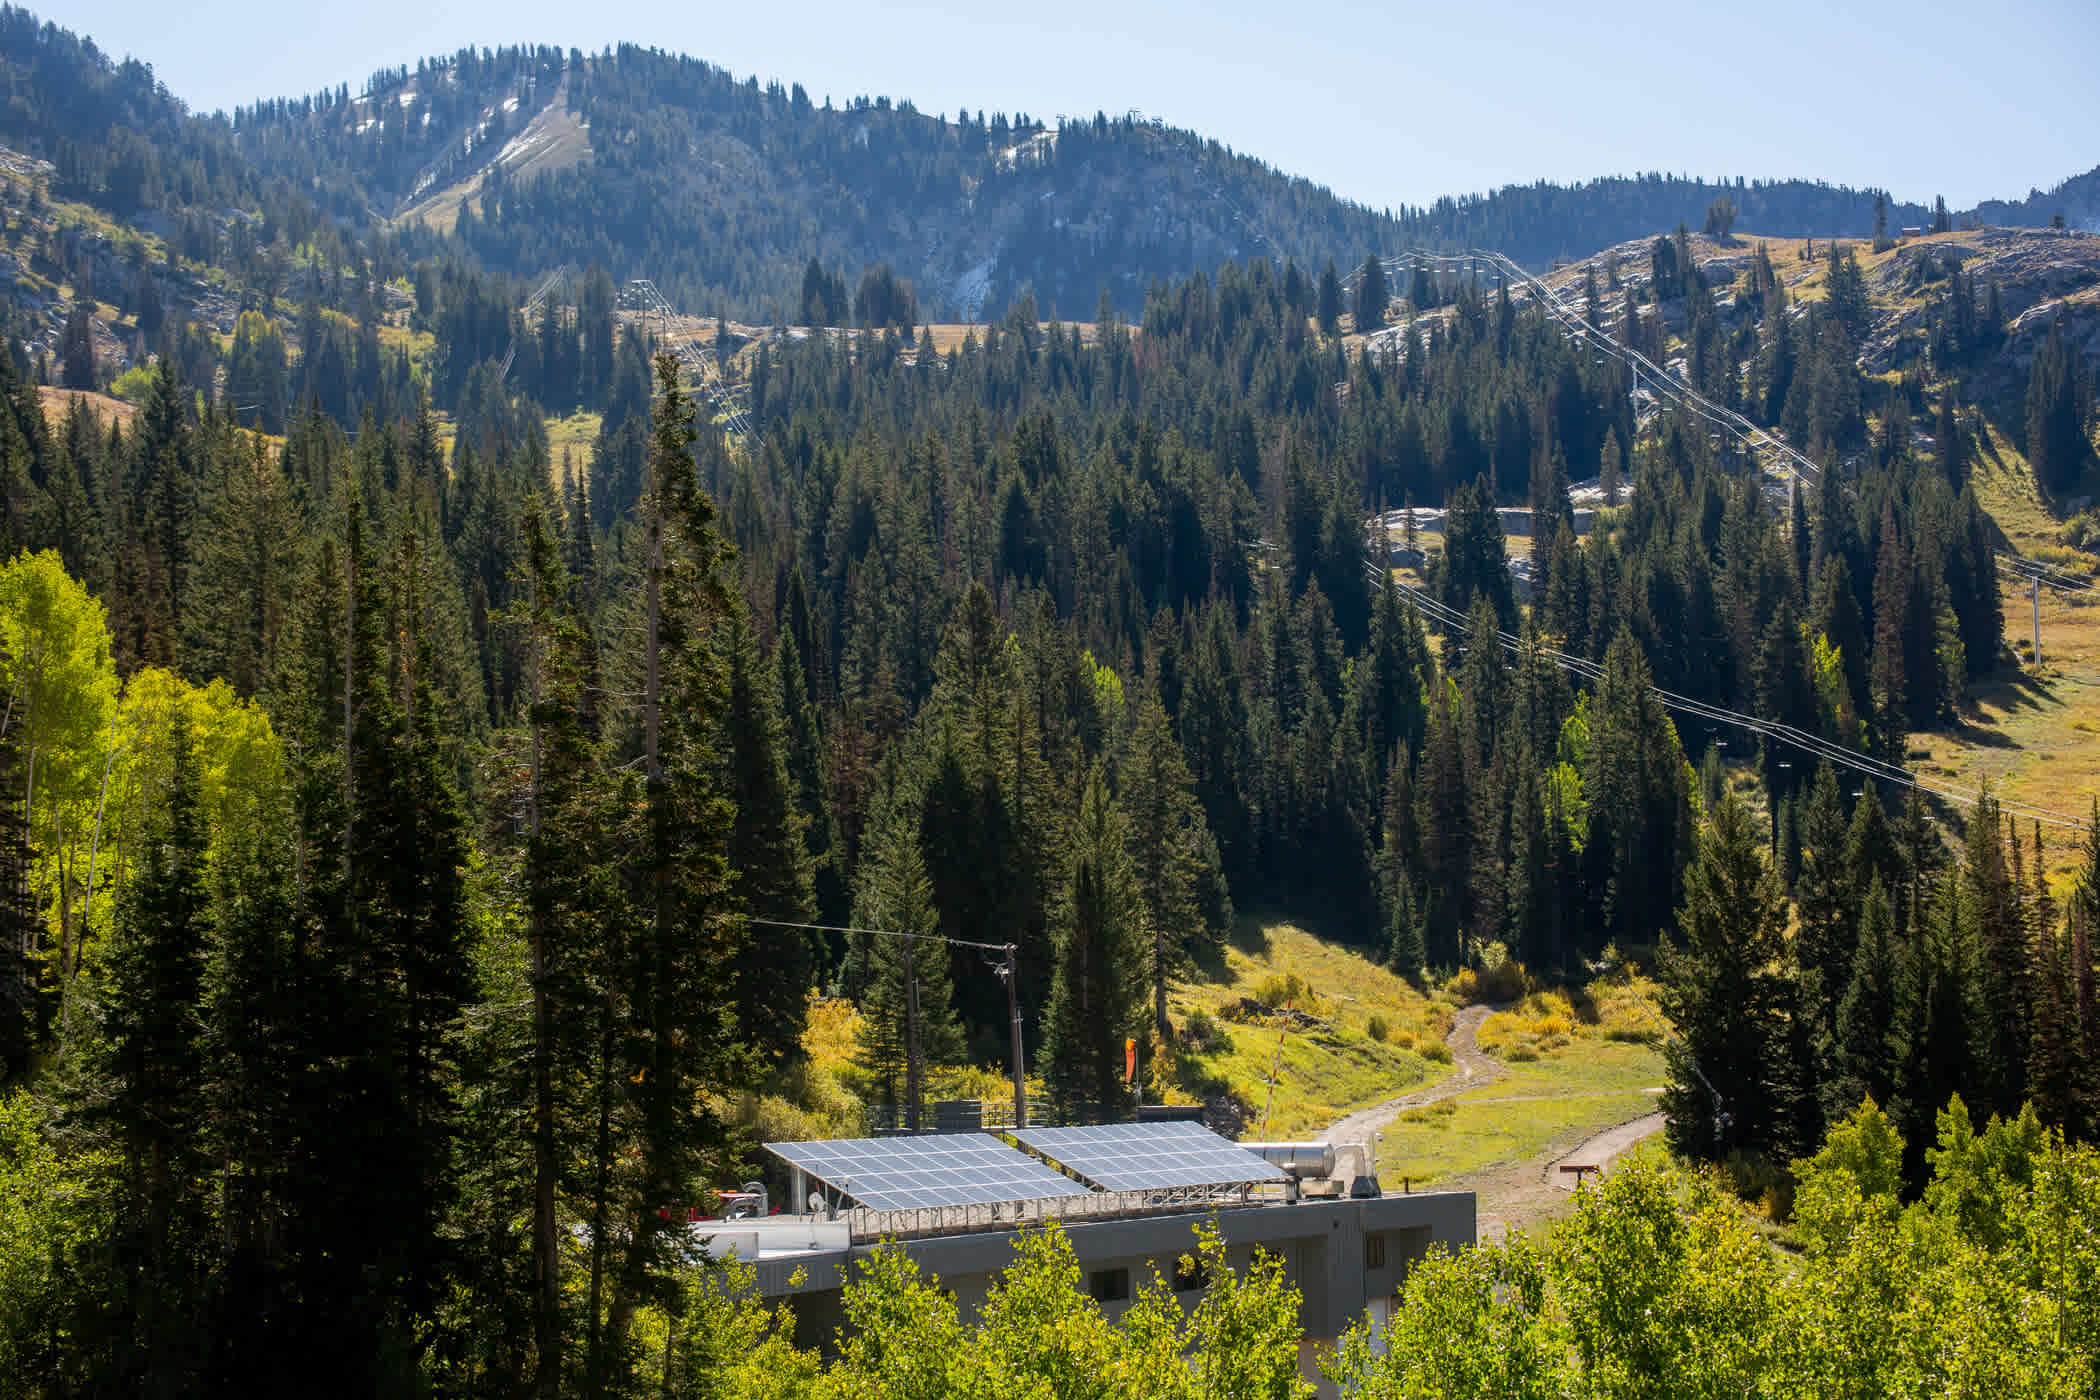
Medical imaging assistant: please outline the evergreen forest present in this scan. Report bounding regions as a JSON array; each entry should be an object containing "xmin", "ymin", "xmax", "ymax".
[{"xmin": 0, "ymin": 5, "xmax": 2098, "ymax": 1396}]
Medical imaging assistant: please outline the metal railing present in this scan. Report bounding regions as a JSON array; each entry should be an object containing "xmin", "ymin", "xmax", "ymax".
[{"xmin": 838, "ymin": 1182, "xmax": 1281, "ymax": 1244}]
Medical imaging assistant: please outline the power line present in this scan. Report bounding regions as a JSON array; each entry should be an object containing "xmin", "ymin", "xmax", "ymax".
[
  {"xmin": 624, "ymin": 278, "xmax": 755, "ymax": 443},
  {"xmin": 1366, "ymin": 560, "xmax": 2092, "ymax": 832},
  {"xmin": 744, "ymin": 916, "xmax": 1013, "ymax": 954},
  {"xmin": 745, "ymin": 917, "xmax": 1032, "ymax": 1129},
  {"xmin": 1364, "ymin": 246, "xmax": 2093, "ymax": 596}
]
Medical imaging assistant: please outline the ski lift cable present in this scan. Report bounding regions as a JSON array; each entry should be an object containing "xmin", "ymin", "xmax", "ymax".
[
  {"xmin": 1366, "ymin": 556, "xmax": 2090, "ymax": 831},
  {"xmin": 1364, "ymin": 247, "xmax": 2088, "ymax": 594}
]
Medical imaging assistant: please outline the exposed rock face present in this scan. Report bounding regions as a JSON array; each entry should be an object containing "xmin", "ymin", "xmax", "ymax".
[
  {"xmin": 1857, "ymin": 228, "xmax": 2100, "ymax": 384},
  {"xmin": 1519, "ymin": 226, "xmax": 2100, "ymax": 400}
]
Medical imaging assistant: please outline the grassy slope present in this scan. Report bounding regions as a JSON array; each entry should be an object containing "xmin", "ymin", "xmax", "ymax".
[
  {"xmin": 546, "ymin": 411, "xmax": 601, "ymax": 479},
  {"xmin": 1165, "ymin": 921, "xmax": 1456, "ymax": 1139},
  {"xmin": 1909, "ymin": 422, "xmax": 2100, "ymax": 886},
  {"xmin": 1377, "ymin": 1040, "xmax": 1664, "ymax": 1188},
  {"xmin": 1374, "ymin": 980, "xmax": 1665, "ymax": 1189},
  {"xmin": 35, "ymin": 385, "xmax": 136, "ymax": 430}
]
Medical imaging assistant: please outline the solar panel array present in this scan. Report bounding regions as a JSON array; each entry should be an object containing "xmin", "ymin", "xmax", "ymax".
[
  {"xmin": 763, "ymin": 1135, "xmax": 1093, "ymax": 1212},
  {"xmin": 1009, "ymin": 1121, "xmax": 1287, "ymax": 1193}
]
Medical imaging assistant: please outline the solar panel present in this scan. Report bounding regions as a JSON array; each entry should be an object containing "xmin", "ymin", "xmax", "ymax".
[
  {"xmin": 763, "ymin": 1134, "xmax": 1095, "ymax": 1212},
  {"xmin": 1008, "ymin": 1121, "xmax": 1288, "ymax": 1193}
]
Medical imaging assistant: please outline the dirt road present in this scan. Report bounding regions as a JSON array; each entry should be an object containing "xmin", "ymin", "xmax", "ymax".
[
  {"xmin": 1320, "ymin": 1003, "xmax": 1666, "ymax": 1241},
  {"xmin": 1320, "ymin": 1003, "xmax": 1503, "ymax": 1147},
  {"xmin": 1452, "ymin": 1106, "xmax": 1666, "ymax": 1242}
]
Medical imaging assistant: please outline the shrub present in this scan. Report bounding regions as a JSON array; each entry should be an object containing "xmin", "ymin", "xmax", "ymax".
[
  {"xmin": 1252, "ymin": 970, "xmax": 1315, "ymax": 1011},
  {"xmin": 1506, "ymin": 1044, "xmax": 1540, "ymax": 1063},
  {"xmin": 108, "ymin": 362, "xmax": 156, "ymax": 402},
  {"xmin": 1445, "ymin": 951, "xmax": 1532, "ymax": 1005},
  {"xmin": 1366, "ymin": 1014, "xmax": 1390, "ymax": 1043},
  {"xmin": 1419, "ymin": 1041, "xmax": 1452, "ymax": 1065},
  {"xmin": 1180, "ymin": 1006, "xmax": 1232, "ymax": 1055}
]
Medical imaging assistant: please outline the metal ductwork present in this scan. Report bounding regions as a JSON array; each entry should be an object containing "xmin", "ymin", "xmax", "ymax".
[{"xmin": 1240, "ymin": 1142, "xmax": 1338, "ymax": 1178}]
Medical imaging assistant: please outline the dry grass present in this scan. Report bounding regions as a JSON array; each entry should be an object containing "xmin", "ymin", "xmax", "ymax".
[
  {"xmin": 35, "ymin": 386, "xmax": 136, "ymax": 431},
  {"xmin": 1164, "ymin": 921, "xmax": 1457, "ymax": 1137},
  {"xmin": 1894, "ymin": 423, "xmax": 2100, "ymax": 889},
  {"xmin": 1474, "ymin": 977, "xmax": 1664, "ymax": 1060},
  {"xmin": 546, "ymin": 411, "xmax": 601, "ymax": 482},
  {"xmin": 1377, "ymin": 1038, "xmax": 1665, "ymax": 1188},
  {"xmin": 376, "ymin": 321, "xmax": 436, "ymax": 363}
]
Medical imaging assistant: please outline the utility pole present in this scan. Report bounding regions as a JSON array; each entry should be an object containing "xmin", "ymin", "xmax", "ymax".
[
  {"xmin": 903, "ymin": 933, "xmax": 923, "ymax": 1134},
  {"xmin": 1002, "ymin": 943, "xmax": 1026, "ymax": 1129},
  {"xmin": 2033, "ymin": 577, "xmax": 2043, "ymax": 670}
]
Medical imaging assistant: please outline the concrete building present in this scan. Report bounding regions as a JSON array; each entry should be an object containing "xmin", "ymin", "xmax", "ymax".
[{"xmin": 701, "ymin": 1124, "xmax": 1476, "ymax": 1397}]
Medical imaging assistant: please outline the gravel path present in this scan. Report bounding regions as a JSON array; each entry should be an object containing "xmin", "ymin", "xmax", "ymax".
[
  {"xmin": 1320, "ymin": 1003, "xmax": 1504, "ymax": 1147},
  {"xmin": 1547, "ymin": 1111, "xmax": 1666, "ymax": 1191},
  {"xmin": 1453, "ymin": 1104, "xmax": 1666, "ymax": 1241},
  {"xmin": 1316, "ymin": 1001, "xmax": 1667, "ymax": 1241}
]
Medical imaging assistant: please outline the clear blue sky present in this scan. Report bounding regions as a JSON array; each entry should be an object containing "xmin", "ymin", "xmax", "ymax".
[{"xmin": 34, "ymin": 0, "xmax": 2100, "ymax": 211}]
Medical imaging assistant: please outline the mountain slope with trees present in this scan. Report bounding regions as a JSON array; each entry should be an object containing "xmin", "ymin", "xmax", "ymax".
[
  {"xmin": 0, "ymin": 5, "xmax": 2096, "ymax": 1394},
  {"xmin": 1, "ymin": 3, "xmax": 2093, "ymax": 331}
]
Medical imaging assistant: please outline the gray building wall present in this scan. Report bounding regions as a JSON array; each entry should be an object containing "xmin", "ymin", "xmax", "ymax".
[{"xmin": 759, "ymin": 1191, "xmax": 1473, "ymax": 1394}]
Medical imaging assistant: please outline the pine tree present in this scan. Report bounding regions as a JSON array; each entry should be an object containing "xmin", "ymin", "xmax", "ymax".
[
  {"xmin": 1586, "ymin": 630, "xmax": 1691, "ymax": 953},
  {"xmin": 1828, "ymin": 875, "xmax": 1901, "ymax": 1123},
  {"xmin": 82, "ymin": 716, "xmax": 211, "ymax": 1388},
  {"xmin": 199, "ymin": 810, "xmax": 297, "ymax": 1392},
  {"xmin": 1935, "ymin": 391, "xmax": 1967, "ymax": 489},
  {"xmin": 1793, "ymin": 762, "xmax": 1854, "ymax": 1045},
  {"xmin": 1868, "ymin": 511, "xmax": 1911, "ymax": 761},
  {"xmin": 721, "ymin": 607, "xmax": 818, "ymax": 1067},
  {"xmin": 1353, "ymin": 253, "xmax": 1388, "ymax": 334},
  {"xmin": 60, "ymin": 300, "xmax": 96, "ymax": 390},
  {"xmin": 774, "ymin": 626, "xmax": 843, "ymax": 920},
  {"xmin": 1316, "ymin": 260, "xmax": 1342, "ymax": 339},
  {"xmin": 1436, "ymin": 475, "xmax": 1516, "ymax": 633},
  {"xmin": 1967, "ymin": 796, "xmax": 2030, "ymax": 1121},
  {"xmin": 2027, "ymin": 907, "xmax": 2085, "ymax": 1137},
  {"xmin": 508, "ymin": 496, "xmax": 616, "ymax": 1400},
  {"xmin": 1413, "ymin": 677, "xmax": 1472, "ymax": 967},
  {"xmin": 1122, "ymin": 694, "xmax": 1223, "ymax": 1041},
  {"xmin": 1892, "ymin": 865, "xmax": 1980, "ymax": 1170},
  {"xmin": 1042, "ymin": 764, "xmax": 1144, "ymax": 1119},
  {"xmin": 2025, "ymin": 323, "xmax": 2089, "ymax": 496},
  {"xmin": 1823, "ymin": 248, "xmax": 1871, "ymax": 343},
  {"xmin": 1659, "ymin": 790, "xmax": 1790, "ymax": 1162},
  {"xmin": 183, "ymin": 429, "xmax": 295, "ymax": 695},
  {"xmin": 2076, "ymin": 801, "xmax": 2100, "ymax": 1127},
  {"xmin": 853, "ymin": 796, "xmax": 959, "ymax": 1129},
  {"xmin": 273, "ymin": 491, "xmax": 477, "ymax": 1386},
  {"xmin": 589, "ymin": 354, "xmax": 747, "ymax": 1379}
]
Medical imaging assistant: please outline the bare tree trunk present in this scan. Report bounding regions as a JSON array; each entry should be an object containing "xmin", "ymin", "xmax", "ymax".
[{"xmin": 80, "ymin": 724, "xmax": 124, "ymax": 943}]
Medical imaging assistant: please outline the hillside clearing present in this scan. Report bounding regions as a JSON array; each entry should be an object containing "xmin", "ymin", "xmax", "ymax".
[
  {"xmin": 1376, "ymin": 1038, "xmax": 1664, "ymax": 1193},
  {"xmin": 1164, "ymin": 921, "xmax": 1455, "ymax": 1139},
  {"xmin": 1901, "ymin": 426, "xmax": 2100, "ymax": 885}
]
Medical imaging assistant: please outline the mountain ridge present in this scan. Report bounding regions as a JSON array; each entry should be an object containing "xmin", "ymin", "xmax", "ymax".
[{"xmin": 0, "ymin": 2, "xmax": 2093, "ymax": 326}]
